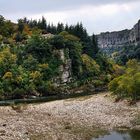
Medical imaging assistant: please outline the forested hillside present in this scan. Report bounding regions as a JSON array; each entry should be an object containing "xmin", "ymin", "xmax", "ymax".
[
  {"xmin": 0, "ymin": 15, "xmax": 140, "ymax": 101},
  {"xmin": 101, "ymin": 45, "xmax": 140, "ymax": 65},
  {"xmin": 100, "ymin": 39, "xmax": 140, "ymax": 101},
  {"xmin": 0, "ymin": 15, "xmax": 115, "ymax": 100}
]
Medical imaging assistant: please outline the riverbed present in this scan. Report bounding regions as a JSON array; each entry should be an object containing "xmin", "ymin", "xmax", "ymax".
[{"xmin": 0, "ymin": 92, "xmax": 140, "ymax": 140}]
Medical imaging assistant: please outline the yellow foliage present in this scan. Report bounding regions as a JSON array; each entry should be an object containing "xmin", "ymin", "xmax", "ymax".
[
  {"xmin": 3, "ymin": 72, "xmax": 13, "ymax": 79},
  {"xmin": 0, "ymin": 35, "xmax": 3, "ymax": 42},
  {"xmin": 16, "ymin": 76, "xmax": 23, "ymax": 83},
  {"xmin": 82, "ymin": 54, "xmax": 100, "ymax": 73},
  {"xmin": 113, "ymin": 64, "xmax": 124, "ymax": 76},
  {"xmin": 30, "ymin": 71, "xmax": 42, "ymax": 80},
  {"xmin": 109, "ymin": 59, "xmax": 140, "ymax": 99},
  {"xmin": 38, "ymin": 63, "xmax": 49, "ymax": 69},
  {"xmin": 23, "ymin": 24, "xmax": 32, "ymax": 36},
  {"xmin": 59, "ymin": 31, "xmax": 80, "ymax": 41},
  {"xmin": 0, "ymin": 48, "xmax": 17, "ymax": 64},
  {"xmin": 112, "ymin": 52, "xmax": 118, "ymax": 57}
]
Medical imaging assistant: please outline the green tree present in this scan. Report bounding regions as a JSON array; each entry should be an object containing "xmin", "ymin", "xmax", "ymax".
[
  {"xmin": 17, "ymin": 19, "xmax": 24, "ymax": 33},
  {"xmin": 109, "ymin": 59, "xmax": 140, "ymax": 100},
  {"xmin": 25, "ymin": 34, "xmax": 52, "ymax": 63},
  {"xmin": 82, "ymin": 54, "xmax": 100, "ymax": 77}
]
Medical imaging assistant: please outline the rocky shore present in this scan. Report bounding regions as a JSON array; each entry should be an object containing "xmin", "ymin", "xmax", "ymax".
[{"xmin": 0, "ymin": 92, "xmax": 140, "ymax": 140}]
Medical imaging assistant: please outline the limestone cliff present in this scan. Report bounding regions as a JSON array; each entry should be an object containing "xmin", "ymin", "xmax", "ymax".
[
  {"xmin": 97, "ymin": 20, "xmax": 140, "ymax": 48},
  {"xmin": 53, "ymin": 48, "xmax": 72, "ymax": 86},
  {"xmin": 43, "ymin": 34, "xmax": 72, "ymax": 86}
]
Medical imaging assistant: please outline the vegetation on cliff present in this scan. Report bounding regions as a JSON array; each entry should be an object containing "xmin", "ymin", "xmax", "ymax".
[
  {"xmin": 102, "ymin": 44, "xmax": 140, "ymax": 65},
  {"xmin": 0, "ymin": 15, "xmax": 139, "ymax": 101},
  {"xmin": 0, "ymin": 15, "xmax": 114, "ymax": 100}
]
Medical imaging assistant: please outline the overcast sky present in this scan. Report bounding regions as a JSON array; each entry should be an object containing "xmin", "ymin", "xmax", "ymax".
[{"xmin": 1, "ymin": 0, "xmax": 140, "ymax": 35}]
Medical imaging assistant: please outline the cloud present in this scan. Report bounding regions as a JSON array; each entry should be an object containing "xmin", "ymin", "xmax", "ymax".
[
  {"xmin": 0, "ymin": 0, "xmax": 139, "ymax": 14},
  {"xmin": 26, "ymin": 2, "xmax": 140, "ymax": 34},
  {"xmin": 0, "ymin": 0, "xmax": 140, "ymax": 34}
]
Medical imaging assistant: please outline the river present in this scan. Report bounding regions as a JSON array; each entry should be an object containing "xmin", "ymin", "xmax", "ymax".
[{"xmin": 92, "ymin": 130, "xmax": 140, "ymax": 140}]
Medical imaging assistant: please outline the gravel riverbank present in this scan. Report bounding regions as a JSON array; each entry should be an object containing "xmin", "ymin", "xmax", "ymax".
[{"xmin": 0, "ymin": 92, "xmax": 140, "ymax": 140}]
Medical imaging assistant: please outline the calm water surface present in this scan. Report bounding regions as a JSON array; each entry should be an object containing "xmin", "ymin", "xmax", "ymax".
[{"xmin": 92, "ymin": 130, "xmax": 140, "ymax": 140}]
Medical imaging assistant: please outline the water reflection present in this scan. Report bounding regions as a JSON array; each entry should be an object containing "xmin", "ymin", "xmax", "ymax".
[{"xmin": 92, "ymin": 130, "xmax": 140, "ymax": 140}]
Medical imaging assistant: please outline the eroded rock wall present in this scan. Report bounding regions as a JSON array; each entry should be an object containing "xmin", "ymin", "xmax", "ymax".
[
  {"xmin": 97, "ymin": 20, "xmax": 140, "ymax": 48},
  {"xmin": 53, "ymin": 48, "xmax": 72, "ymax": 86},
  {"xmin": 42, "ymin": 34, "xmax": 72, "ymax": 86}
]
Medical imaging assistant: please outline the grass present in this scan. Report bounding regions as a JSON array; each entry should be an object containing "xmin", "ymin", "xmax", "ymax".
[
  {"xmin": 30, "ymin": 133, "xmax": 53, "ymax": 140},
  {"xmin": 63, "ymin": 123, "xmax": 108, "ymax": 140},
  {"xmin": 11, "ymin": 103, "xmax": 28, "ymax": 113}
]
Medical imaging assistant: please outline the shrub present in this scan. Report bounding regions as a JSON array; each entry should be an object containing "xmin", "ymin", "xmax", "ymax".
[
  {"xmin": 109, "ymin": 59, "xmax": 140, "ymax": 100},
  {"xmin": 12, "ymin": 88, "xmax": 26, "ymax": 99}
]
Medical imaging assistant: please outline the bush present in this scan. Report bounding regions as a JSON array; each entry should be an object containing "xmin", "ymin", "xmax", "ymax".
[
  {"xmin": 109, "ymin": 59, "xmax": 140, "ymax": 100},
  {"xmin": 12, "ymin": 88, "xmax": 26, "ymax": 99}
]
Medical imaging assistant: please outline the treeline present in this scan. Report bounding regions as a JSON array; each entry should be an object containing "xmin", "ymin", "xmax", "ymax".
[
  {"xmin": 0, "ymin": 15, "xmax": 98, "ymax": 59},
  {"xmin": 18, "ymin": 16, "xmax": 98, "ymax": 58}
]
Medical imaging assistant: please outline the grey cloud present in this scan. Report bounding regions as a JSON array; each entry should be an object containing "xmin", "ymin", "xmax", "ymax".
[
  {"xmin": 0, "ymin": 0, "xmax": 139, "ymax": 14},
  {"xmin": 0, "ymin": 0, "xmax": 140, "ymax": 34}
]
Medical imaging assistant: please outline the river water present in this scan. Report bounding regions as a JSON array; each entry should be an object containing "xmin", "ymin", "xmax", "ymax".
[{"xmin": 92, "ymin": 130, "xmax": 140, "ymax": 140}]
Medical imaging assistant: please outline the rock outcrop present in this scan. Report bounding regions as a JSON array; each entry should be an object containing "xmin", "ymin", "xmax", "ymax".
[
  {"xmin": 42, "ymin": 33, "xmax": 72, "ymax": 86},
  {"xmin": 97, "ymin": 20, "xmax": 140, "ymax": 48},
  {"xmin": 53, "ymin": 49, "xmax": 72, "ymax": 86}
]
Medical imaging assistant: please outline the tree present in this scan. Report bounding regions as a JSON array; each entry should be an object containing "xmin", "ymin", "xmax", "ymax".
[
  {"xmin": 48, "ymin": 35, "xmax": 65, "ymax": 49},
  {"xmin": 0, "ymin": 47, "xmax": 17, "ymax": 76},
  {"xmin": 109, "ymin": 59, "xmax": 140, "ymax": 100},
  {"xmin": 59, "ymin": 31, "xmax": 80, "ymax": 42},
  {"xmin": 39, "ymin": 16, "xmax": 47, "ymax": 30},
  {"xmin": 57, "ymin": 23, "xmax": 64, "ymax": 34},
  {"xmin": 17, "ymin": 19, "xmax": 24, "ymax": 33},
  {"xmin": 0, "ymin": 15, "xmax": 4, "ymax": 26},
  {"xmin": 25, "ymin": 34, "xmax": 52, "ymax": 63},
  {"xmin": 82, "ymin": 54, "xmax": 100, "ymax": 77},
  {"xmin": 91, "ymin": 34, "xmax": 99, "ymax": 57}
]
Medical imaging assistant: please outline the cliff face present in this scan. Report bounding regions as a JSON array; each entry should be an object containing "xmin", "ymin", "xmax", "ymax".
[
  {"xmin": 97, "ymin": 20, "xmax": 140, "ymax": 48},
  {"xmin": 53, "ymin": 48, "xmax": 72, "ymax": 86},
  {"xmin": 43, "ymin": 34, "xmax": 72, "ymax": 86}
]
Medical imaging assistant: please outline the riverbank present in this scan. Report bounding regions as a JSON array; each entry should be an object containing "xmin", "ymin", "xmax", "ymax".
[{"xmin": 0, "ymin": 92, "xmax": 140, "ymax": 140}]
